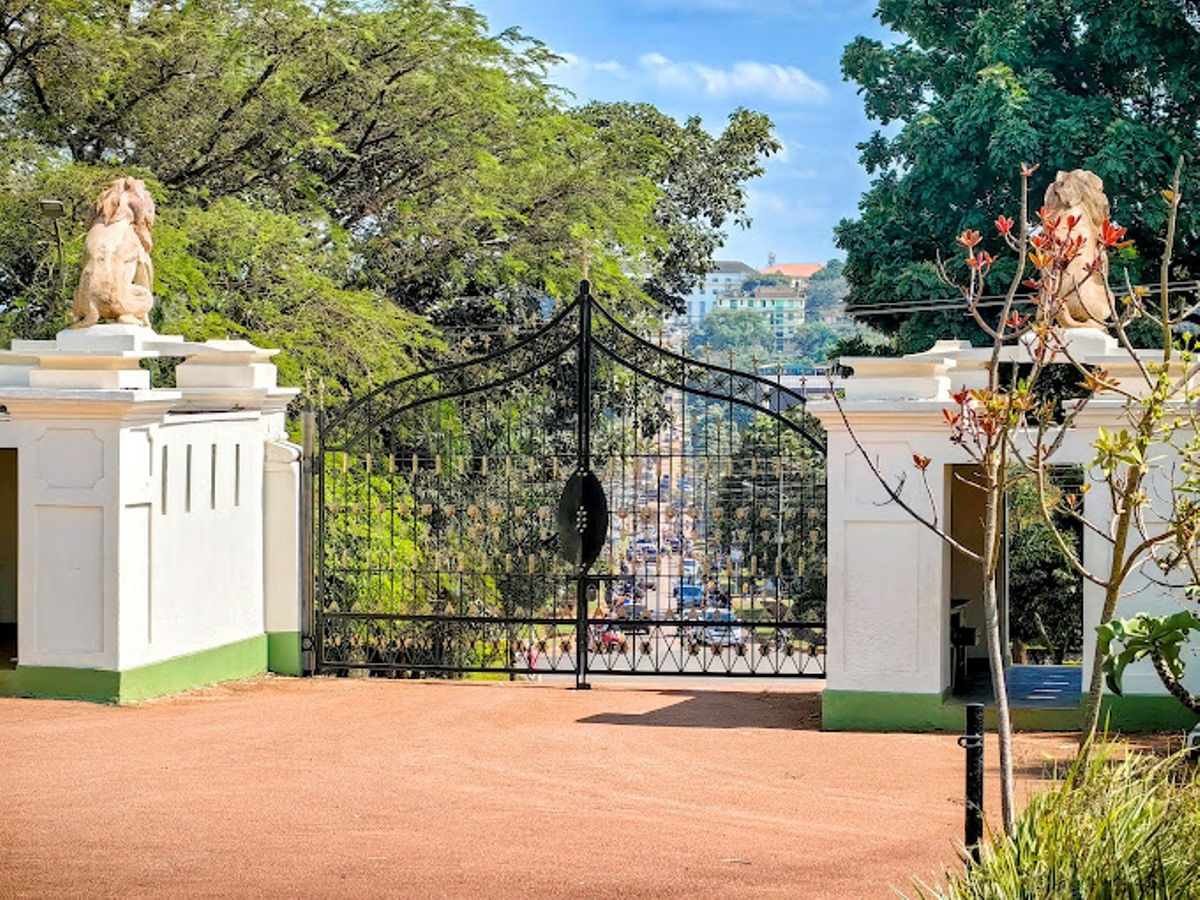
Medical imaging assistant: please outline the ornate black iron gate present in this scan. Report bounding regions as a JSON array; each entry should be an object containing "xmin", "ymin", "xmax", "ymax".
[{"xmin": 311, "ymin": 281, "xmax": 826, "ymax": 683}]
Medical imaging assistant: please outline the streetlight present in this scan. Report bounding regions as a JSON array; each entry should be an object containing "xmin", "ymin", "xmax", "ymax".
[{"xmin": 39, "ymin": 199, "xmax": 67, "ymax": 295}]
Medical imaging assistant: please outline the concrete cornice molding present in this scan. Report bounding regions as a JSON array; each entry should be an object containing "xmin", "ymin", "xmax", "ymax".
[
  {"xmin": 171, "ymin": 386, "xmax": 296, "ymax": 413},
  {"xmin": 262, "ymin": 388, "xmax": 301, "ymax": 413},
  {"xmin": 0, "ymin": 388, "xmax": 182, "ymax": 422},
  {"xmin": 169, "ymin": 391, "xmax": 261, "ymax": 413},
  {"xmin": 809, "ymin": 400, "xmax": 956, "ymax": 433}
]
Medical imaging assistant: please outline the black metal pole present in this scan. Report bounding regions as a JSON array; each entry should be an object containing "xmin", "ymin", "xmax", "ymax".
[
  {"xmin": 575, "ymin": 576, "xmax": 590, "ymax": 690},
  {"xmin": 300, "ymin": 402, "xmax": 317, "ymax": 676},
  {"xmin": 575, "ymin": 280, "xmax": 593, "ymax": 690},
  {"xmin": 958, "ymin": 702, "xmax": 985, "ymax": 862},
  {"xmin": 577, "ymin": 279, "xmax": 593, "ymax": 474}
]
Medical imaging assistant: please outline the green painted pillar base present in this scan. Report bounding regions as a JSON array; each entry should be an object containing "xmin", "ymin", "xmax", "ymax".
[
  {"xmin": 1099, "ymin": 694, "xmax": 1200, "ymax": 732},
  {"xmin": 267, "ymin": 631, "xmax": 302, "ymax": 676},
  {"xmin": 0, "ymin": 634, "xmax": 267, "ymax": 704},
  {"xmin": 823, "ymin": 688, "xmax": 1200, "ymax": 732},
  {"xmin": 822, "ymin": 689, "xmax": 963, "ymax": 732}
]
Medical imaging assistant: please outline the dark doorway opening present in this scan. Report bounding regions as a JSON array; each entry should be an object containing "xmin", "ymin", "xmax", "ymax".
[{"xmin": 0, "ymin": 448, "xmax": 16, "ymax": 670}]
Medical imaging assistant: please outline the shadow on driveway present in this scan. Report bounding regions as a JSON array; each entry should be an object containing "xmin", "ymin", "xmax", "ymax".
[{"xmin": 577, "ymin": 687, "xmax": 822, "ymax": 730}]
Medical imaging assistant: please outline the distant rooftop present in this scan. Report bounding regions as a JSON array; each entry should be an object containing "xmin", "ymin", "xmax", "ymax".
[
  {"xmin": 709, "ymin": 260, "xmax": 759, "ymax": 275},
  {"xmin": 763, "ymin": 262, "xmax": 824, "ymax": 280}
]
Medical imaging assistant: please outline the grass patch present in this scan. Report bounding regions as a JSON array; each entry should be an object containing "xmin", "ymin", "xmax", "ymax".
[{"xmin": 910, "ymin": 743, "xmax": 1200, "ymax": 898}]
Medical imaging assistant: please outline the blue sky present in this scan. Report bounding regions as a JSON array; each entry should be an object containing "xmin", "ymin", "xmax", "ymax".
[{"xmin": 469, "ymin": 0, "xmax": 893, "ymax": 269}]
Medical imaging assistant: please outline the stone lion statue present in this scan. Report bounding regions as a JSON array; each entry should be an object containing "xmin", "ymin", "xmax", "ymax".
[
  {"xmin": 1044, "ymin": 169, "xmax": 1113, "ymax": 329},
  {"xmin": 71, "ymin": 176, "xmax": 156, "ymax": 328}
]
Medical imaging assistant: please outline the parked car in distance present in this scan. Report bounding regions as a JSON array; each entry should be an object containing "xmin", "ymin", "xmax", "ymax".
[
  {"xmin": 692, "ymin": 608, "xmax": 746, "ymax": 647},
  {"xmin": 706, "ymin": 588, "xmax": 732, "ymax": 609},
  {"xmin": 673, "ymin": 582, "xmax": 706, "ymax": 608},
  {"xmin": 639, "ymin": 545, "xmax": 658, "ymax": 562},
  {"xmin": 682, "ymin": 558, "xmax": 700, "ymax": 578}
]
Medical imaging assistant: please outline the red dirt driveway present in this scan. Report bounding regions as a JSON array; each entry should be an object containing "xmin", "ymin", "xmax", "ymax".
[{"xmin": 0, "ymin": 677, "xmax": 1067, "ymax": 898}]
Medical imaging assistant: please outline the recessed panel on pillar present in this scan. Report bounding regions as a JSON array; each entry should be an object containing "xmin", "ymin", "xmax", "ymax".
[
  {"xmin": 35, "ymin": 505, "xmax": 104, "ymax": 653},
  {"xmin": 844, "ymin": 521, "xmax": 919, "ymax": 676},
  {"xmin": 36, "ymin": 428, "xmax": 104, "ymax": 489}
]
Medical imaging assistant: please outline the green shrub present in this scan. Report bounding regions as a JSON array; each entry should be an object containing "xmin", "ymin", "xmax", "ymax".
[{"xmin": 910, "ymin": 746, "xmax": 1200, "ymax": 899}]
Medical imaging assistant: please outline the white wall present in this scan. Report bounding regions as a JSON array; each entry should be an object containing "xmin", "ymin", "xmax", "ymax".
[
  {"xmin": 263, "ymin": 439, "xmax": 302, "ymax": 638},
  {"xmin": 821, "ymin": 406, "xmax": 961, "ymax": 694},
  {"xmin": 123, "ymin": 414, "xmax": 269, "ymax": 668},
  {"xmin": 0, "ymin": 327, "xmax": 299, "ymax": 676}
]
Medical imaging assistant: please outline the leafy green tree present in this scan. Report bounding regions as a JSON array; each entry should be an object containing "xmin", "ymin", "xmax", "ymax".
[
  {"xmin": 0, "ymin": 1, "xmax": 778, "ymax": 342},
  {"xmin": 826, "ymin": 331, "xmax": 897, "ymax": 367},
  {"xmin": 837, "ymin": 0, "xmax": 1200, "ymax": 348},
  {"xmin": 1006, "ymin": 474, "xmax": 1081, "ymax": 663},
  {"xmin": 686, "ymin": 307, "xmax": 775, "ymax": 362},
  {"xmin": 804, "ymin": 258, "xmax": 848, "ymax": 317},
  {"xmin": 739, "ymin": 273, "xmax": 792, "ymax": 293},
  {"xmin": 703, "ymin": 415, "xmax": 826, "ymax": 643},
  {"xmin": 573, "ymin": 102, "xmax": 780, "ymax": 312},
  {"xmin": 786, "ymin": 320, "xmax": 884, "ymax": 371}
]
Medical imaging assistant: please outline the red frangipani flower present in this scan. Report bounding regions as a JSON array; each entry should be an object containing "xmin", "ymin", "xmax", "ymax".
[
  {"xmin": 994, "ymin": 215, "xmax": 1014, "ymax": 235},
  {"xmin": 1005, "ymin": 311, "xmax": 1029, "ymax": 329},
  {"xmin": 965, "ymin": 250, "xmax": 994, "ymax": 270},
  {"xmin": 1099, "ymin": 219, "xmax": 1133, "ymax": 248}
]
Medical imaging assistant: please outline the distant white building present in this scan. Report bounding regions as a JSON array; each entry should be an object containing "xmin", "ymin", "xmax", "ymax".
[
  {"xmin": 714, "ymin": 284, "xmax": 807, "ymax": 350},
  {"xmin": 679, "ymin": 260, "xmax": 759, "ymax": 325}
]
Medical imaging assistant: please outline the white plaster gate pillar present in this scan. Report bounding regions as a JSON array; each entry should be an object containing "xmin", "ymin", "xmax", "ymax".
[
  {"xmin": 810, "ymin": 344, "xmax": 986, "ymax": 730},
  {"xmin": 0, "ymin": 325, "xmax": 299, "ymax": 702},
  {"xmin": 810, "ymin": 333, "xmax": 1200, "ymax": 732}
]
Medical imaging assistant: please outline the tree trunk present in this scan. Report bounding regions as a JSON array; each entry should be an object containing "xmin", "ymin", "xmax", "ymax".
[
  {"xmin": 982, "ymin": 463, "xmax": 1016, "ymax": 833},
  {"xmin": 1151, "ymin": 649, "xmax": 1200, "ymax": 715},
  {"xmin": 1012, "ymin": 639, "xmax": 1028, "ymax": 664},
  {"xmin": 1080, "ymin": 585, "xmax": 1121, "ymax": 746},
  {"xmin": 1079, "ymin": 474, "xmax": 1142, "ymax": 750}
]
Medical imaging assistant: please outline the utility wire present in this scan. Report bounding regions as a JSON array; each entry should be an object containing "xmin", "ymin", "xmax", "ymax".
[{"xmin": 848, "ymin": 280, "xmax": 1200, "ymax": 317}]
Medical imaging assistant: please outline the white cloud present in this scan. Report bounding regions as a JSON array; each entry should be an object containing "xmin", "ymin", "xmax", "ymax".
[
  {"xmin": 556, "ymin": 51, "xmax": 624, "ymax": 73},
  {"xmin": 638, "ymin": 54, "xmax": 829, "ymax": 104},
  {"xmin": 547, "ymin": 50, "xmax": 627, "ymax": 95},
  {"xmin": 747, "ymin": 188, "xmax": 792, "ymax": 216},
  {"xmin": 746, "ymin": 189, "xmax": 827, "ymax": 224}
]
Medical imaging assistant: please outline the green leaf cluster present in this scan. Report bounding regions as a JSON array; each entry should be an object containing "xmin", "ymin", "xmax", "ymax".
[
  {"xmin": 1006, "ymin": 473, "xmax": 1082, "ymax": 660},
  {"xmin": 686, "ymin": 307, "xmax": 776, "ymax": 365},
  {"xmin": 1096, "ymin": 610, "xmax": 1200, "ymax": 696}
]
